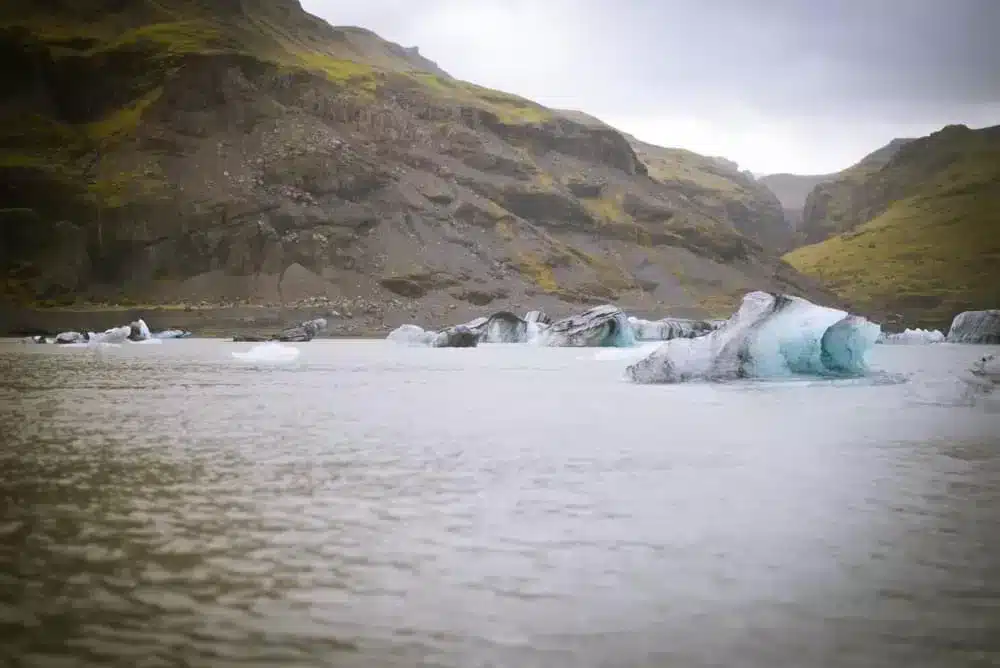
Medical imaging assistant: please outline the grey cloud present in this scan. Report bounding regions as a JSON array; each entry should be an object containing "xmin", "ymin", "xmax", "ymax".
[{"xmin": 301, "ymin": 0, "xmax": 999, "ymax": 173}]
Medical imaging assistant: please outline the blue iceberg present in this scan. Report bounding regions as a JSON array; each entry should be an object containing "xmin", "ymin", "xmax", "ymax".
[{"xmin": 626, "ymin": 291, "xmax": 881, "ymax": 383}]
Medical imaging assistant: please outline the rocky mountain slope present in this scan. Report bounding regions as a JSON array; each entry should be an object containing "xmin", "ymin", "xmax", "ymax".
[
  {"xmin": 0, "ymin": 0, "xmax": 836, "ymax": 329},
  {"xmin": 757, "ymin": 172, "xmax": 835, "ymax": 230},
  {"xmin": 784, "ymin": 124, "xmax": 1000, "ymax": 329},
  {"xmin": 796, "ymin": 137, "xmax": 914, "ymax": 245},
  {"xmin": 559, "ymin": 111, "xmax": 792, "ymax": 252}
]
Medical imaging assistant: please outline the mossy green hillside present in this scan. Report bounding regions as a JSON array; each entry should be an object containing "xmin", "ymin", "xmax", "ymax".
[
  {"xmin": 786, "ymin": 124, "xmax": 1000, "ymax": 328},
  {"xmin": 785, "ymin": 176, "xmax": 1000, "ymax": 329}
]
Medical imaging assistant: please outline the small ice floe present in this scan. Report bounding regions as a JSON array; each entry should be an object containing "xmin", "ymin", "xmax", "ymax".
[{"xmin": 231, "ymin": 341, "xmax": 301, "ymax": 363}]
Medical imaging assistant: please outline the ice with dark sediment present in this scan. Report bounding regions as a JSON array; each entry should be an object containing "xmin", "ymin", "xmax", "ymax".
[
  {"xmin": 152, "ymin": 329, "xmax": 193, "ymax": 339},
  {"xmin": 626, "ymin": 291, "xmax": 881, "ymax": 384},
  {"xmin": 386, "ymin": 323, "xmax": 479, "ymax": 348},
  {"xmin": 946, "ymin": 310, "xmax": 1000, "ymax": 344},
  {"xmin": 627, "ymin": 316, "xmax": 719, "ymax": 341},
  {"xmin": 538, "ymin": 305, "xmax": 636, "ymax": 347}
]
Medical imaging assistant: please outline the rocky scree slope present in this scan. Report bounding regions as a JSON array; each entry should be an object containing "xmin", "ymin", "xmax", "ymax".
[
  {"xmin": 559, "ymin": 110, "xmax": 793, "ymax": 252},
  {"xmin": 0, "ymin": 0, "xmax": 836, "ymax": 326},
  {"xmin": 784, "ymin": 124, "xmax": 1000, "ymax": 330}
]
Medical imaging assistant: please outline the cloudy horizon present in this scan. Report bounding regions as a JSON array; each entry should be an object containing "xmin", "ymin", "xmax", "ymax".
[{"xmin": 301, "ymin": 0, "xmax": 1000, "ymax": 175}]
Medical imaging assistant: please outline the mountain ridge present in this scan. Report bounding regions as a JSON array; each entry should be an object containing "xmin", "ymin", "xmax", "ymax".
[
  {"xmin": 784, "ymin": 123, "xmax": 1000, "ymax": 329},
  {"xmin": 0, "ymin": 0, "xmax": 841, "ymax": 330}
]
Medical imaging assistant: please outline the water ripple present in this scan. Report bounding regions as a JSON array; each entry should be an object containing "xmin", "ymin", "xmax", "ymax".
[{"xmin": 1, "ymin": 339, "xmax": 998, "ymax": 667}]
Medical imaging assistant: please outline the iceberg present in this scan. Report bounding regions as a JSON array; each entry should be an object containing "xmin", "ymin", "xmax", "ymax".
[
  {"xmin": 970, "ymin": 354, "xmax": 999, "ymax": 383},
  {"xmin": 946, "ymin": 310, "xmax": 1000, "ymax": 344},
  {"xmin": 232, "ymin": 316, "xmax": 328, "ymax": 343},
  {"xmin": 278, "ymin": 317, "xmax": 327, "ymax": 342},
  {"xmin": 153, "ymin": 329, "xmax": 193, "ymax": 339},
  {"xmin": 128, "ymin": 318, "xmax": 152, "ymax": 341},
  {"xmin": 387, "ymin": 324, "xmax": 438, "ymax": 346},
  {"xmin": 386, "ymin": 323, "xmax": 479, "ymax": 347},
  {"xmin": 480, "ymin": 311, "xmax": 528, "ymax": 343},
  {"xmin": 54, "ymin": 331, "xmax": 86, "ymax": 345},
  {"xmin": 540, "ymin": 304, "xmax": 635, "ymax": 347},
  {"xmin": 525, "ymin": 310, "xmax": 551, "ymax": 325},
  {"xmin": 626, "ymin": 291, "xmax": 881, "ymax": 383},
  {"xmin": 878, "ymin": 328, "xmax": 945, "ymax": 345},
  {"xmin": 627, "ymin": 316, "xmax": 718, "ymax": 341},
  {"xmin": 88, "ymin": 326, "xmax": 131, "ymax": 345}
]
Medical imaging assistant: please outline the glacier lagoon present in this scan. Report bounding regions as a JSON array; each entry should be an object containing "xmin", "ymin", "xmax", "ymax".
[{"xmin": 1, "ymin": 337, "xmax": 998, "ymax": 667}]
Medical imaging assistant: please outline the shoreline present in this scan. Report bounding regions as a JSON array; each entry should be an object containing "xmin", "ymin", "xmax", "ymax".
[{"xmin": 0, "ymin": 304, "xmax": 392, "ymax": 338}]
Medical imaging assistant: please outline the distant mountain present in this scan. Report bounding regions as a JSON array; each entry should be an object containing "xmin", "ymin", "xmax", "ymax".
[
  {"xmin": 795, "ymin": 138, "xmax": 914, "ymax": 245},
  {"xmin": 558, "ymin": 112, "xmax": 792, "ymax": 252},
  {"xmin": 784, "ymin": 124, "xmax": 1000, "ymax": 329},
  {"xmin": 757, "ymin": 173, "xmax": 836, "ymax": 229}
]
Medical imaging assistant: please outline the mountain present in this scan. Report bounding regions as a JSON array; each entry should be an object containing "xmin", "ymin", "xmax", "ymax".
[
  {"xmin": 784, "ymin": 124, "xmax": 1000, "ymax": 329},
  {"xmin": 757, "ymin": 173, "xmax": 835, "ymax": 229},
  {"xmin": 557, "ymin": 111, "xmax": 792, "ymax": 252},
  {"xmin": 796, "ymin": 137, "xmax": 914, "ymax": 245},
  {"xmin": 0, "ymin": 0, "xmax": 834, "ymax": 327}
]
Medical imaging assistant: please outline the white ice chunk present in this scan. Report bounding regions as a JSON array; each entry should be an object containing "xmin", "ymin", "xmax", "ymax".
[
  {"xmin": 386, "ymin": 324, "xmax": 438, "ymax": 346},
  {"xmin": 879, "ymin": 328, "xmax": 945, "ymax": 345}
]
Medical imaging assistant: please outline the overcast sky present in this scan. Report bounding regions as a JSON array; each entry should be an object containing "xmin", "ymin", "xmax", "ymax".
[{"xmin": 301, "ymin": 0, "xmax": 1000, "ymax": 175}]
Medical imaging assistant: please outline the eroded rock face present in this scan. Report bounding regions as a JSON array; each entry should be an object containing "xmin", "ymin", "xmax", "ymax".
[{"xmin": 946, "ymin": 310, "xmax": 1000, "ymax": 344}]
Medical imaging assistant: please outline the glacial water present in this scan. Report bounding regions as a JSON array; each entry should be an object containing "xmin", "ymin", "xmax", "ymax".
[{"xmin": 0, "ymin": 339, "xmax": 998, "ymax": 667}]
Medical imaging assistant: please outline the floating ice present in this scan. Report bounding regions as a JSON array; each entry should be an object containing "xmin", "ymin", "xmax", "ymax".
[
  {"xmin": 231, "ymin": 341, "xmax": 301, "ymax": 363},
  {"xmin": 481, "ymin": 312, "xmax": 527, "ymax": 343},
  {"xmin": 525, "ymin": 310, "xmax": 551, "ymax": 325},
  {"xmin": 946, "ymin": 310, "xmax": 1000, "ymax": 344},
  {"xmin": 627, "ymin": 291, "xmax": 881, "ymax": 383},
  {"xmin": 387, "ymin": 324, "xmax": 439, "ymax": 346},
  {"xmin": 54, "ymin": 331, "xmax": 85, "ymax": 345},
  {"xmin": 88, "ymin": 326, "xmax": 131, "ymax": 345},
  {"xmin": 153, "ymin": 329, "xmax": 192, "ymax": 339},
  {"xmin": 386, "ymin": 324, "xmax": 478, "ymax": 347},
  {"xmin": 879, "ymin": 328, "xmax": 945, "ymax": 345},
  {"xmin": 540, "ymin": 305, "xmax": 635, "ymax": 347},
  {"xmin": 627, "ymin": 316, "xmax": 718, "ymax": 341},
  {"xmin": 127, "ymin": 319, "xmax": 150, "ymax": 340}
]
